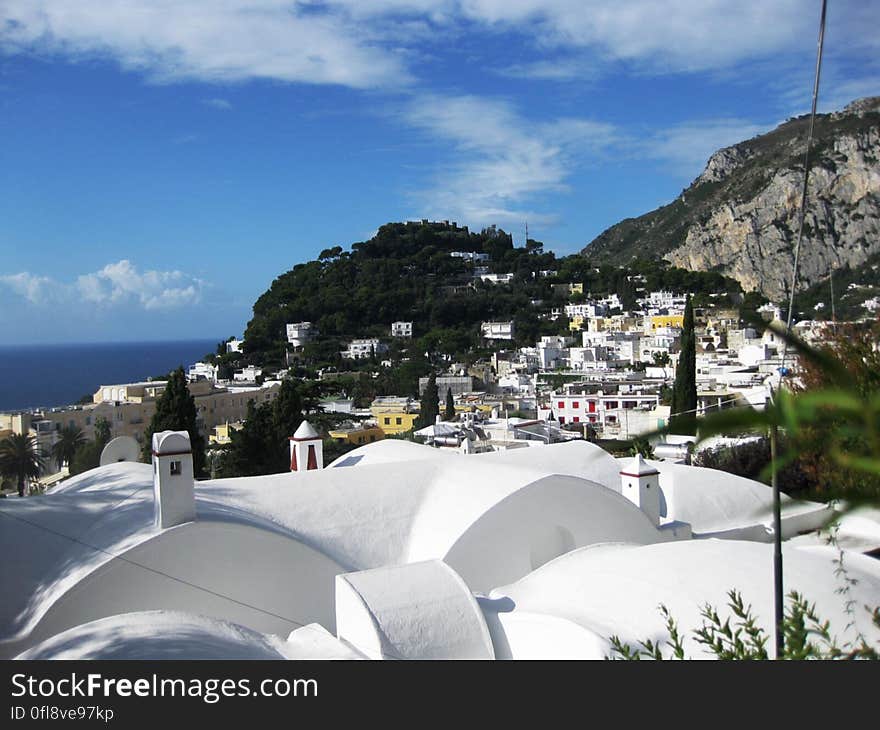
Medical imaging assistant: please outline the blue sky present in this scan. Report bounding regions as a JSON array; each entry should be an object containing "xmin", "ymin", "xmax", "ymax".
[{"xmin": 1, "ymin": 1, "xmax": 878, "ymax": 345}]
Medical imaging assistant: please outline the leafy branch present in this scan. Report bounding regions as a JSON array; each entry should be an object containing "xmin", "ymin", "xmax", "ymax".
[{"xmin": 607, "ymin": 589, "xmax": 879, "ymax": 660}]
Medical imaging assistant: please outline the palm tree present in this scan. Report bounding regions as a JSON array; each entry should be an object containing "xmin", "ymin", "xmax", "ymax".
[
  {"xmin": 51, "ymin": 424, "xmax": 87, "ymax": 471},
  {"xmin": 0, "ymin": 433, "xmax": 45, "ymax": 497}
]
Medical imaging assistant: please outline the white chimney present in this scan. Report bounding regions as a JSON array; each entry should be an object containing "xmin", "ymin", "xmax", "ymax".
[
  {"xmin": 289, "ymin": 420, "xmax": 324, "ymax": 472},
  {"xmin": 619, "ymin": 454, "xmax": 661, "ymax": 526},
  {"xmin": 151, "ymin": 430, "xmax": 196, "ymax": 529}
]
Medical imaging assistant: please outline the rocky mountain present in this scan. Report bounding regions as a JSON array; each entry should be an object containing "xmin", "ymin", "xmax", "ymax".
[{"xmin": 582, "ymin": 97, "xmax": 880, "ymax": 302}]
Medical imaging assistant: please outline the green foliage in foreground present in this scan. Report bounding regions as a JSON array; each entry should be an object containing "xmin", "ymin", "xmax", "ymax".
[
  {"xmin": 607, "ymin": 589, "xmax": 880, "ymax": 660},
  {"xmin": 655, "ymin": 317, "xmax": 880, "ymax": 503}
]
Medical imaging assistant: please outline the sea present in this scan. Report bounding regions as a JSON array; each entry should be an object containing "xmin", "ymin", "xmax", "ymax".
[{"xmin": 0, "ymin": 339, "xmax": 220, "ymax": 412}]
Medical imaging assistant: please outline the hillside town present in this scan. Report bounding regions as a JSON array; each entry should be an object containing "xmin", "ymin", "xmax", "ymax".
[{"xmin": 0, "ymin": 261, "xmax": 846, "ymax": 489}]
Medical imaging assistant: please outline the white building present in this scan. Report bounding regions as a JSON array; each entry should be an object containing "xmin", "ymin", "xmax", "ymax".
[
  {"xmin": 233, "ymin": 365, "xmax": 262, "ymax": 382},
  {"xmin": 4, "ymin": 438, "xmax": 872, "ymax": 661},
  {"xmin": 286, "ymin": 322, "xmax": 314, "ymax": 349},
  {"xmin": 391, "ymin": 321, "xmax": 413, "ymax": 338},
  {"xmin": 539, "ymin": 390, "xmax": 662, "ymax": 435},
  {"xmin": 565, "ymin": 303, "xmax": 604, "ymax": 319},
  {"xmin": 479, "ymin": 272, "xmax": 514, "ymax": 285},
  {"xmin": 482, "ymin": 321, "xmax": 515, "ymax": 340},
  {"xmin": 537, "ymin": 336, "xmax": 570, "ymax": 370},
  {"xmin": 451, "ymin": 251, "xmax": 490, "ymax": 262},
  {"xmin": 226, "ymin": 338, "xmax": 244, "ymax": 354},
  {"xmin": 187, "ymin": 362, "xmax": 218, "ymax": 384},
  {"xmin": 342, "ymin": 338, "xmax": 388, "ymax": 360}
]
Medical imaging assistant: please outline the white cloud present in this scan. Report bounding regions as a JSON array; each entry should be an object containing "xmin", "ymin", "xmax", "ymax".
[
  {"xmin": 2, "ymin": 2, "xmax": 875, "ymax": 91},
  {"xmin": 0, "ymin": 272, "xmax": 53, "ymax": 304},
  {"xmin": 400, "ymin": 94, "xmax": 619, "ymax": 227},
  {"xmin": 203, "ymin": 97, "xmax": 232, "ymax": 110},
  {"xmin": 0, "ymin": 1, "xmax": 411, "ymax": 89},
  {"xmin": 2, "ymin": 261, "xmax": 204, "ymax": 311},
  {"xmin": 640, "ymin": 119, "xmax": 771, "ymax": 177},
  {"xmin": 75, "ymin": 260, "xmax": 204, "ymax": 310}
]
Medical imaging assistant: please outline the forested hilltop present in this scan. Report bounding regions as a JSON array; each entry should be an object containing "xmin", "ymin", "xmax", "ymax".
[{"xmin": 238, "ymin": 220, "xmax": 743, "ymax": 372}]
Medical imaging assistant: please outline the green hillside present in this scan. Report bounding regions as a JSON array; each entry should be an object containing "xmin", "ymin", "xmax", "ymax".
[{"xmin": 236, "ymin": 220, "xmax": 743, "ymax": 371}]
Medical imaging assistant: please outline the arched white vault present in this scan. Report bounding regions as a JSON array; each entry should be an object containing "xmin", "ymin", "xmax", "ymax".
[{"xmin": 0, "ymin": 439, "xmax": 853, "ymax": 659}]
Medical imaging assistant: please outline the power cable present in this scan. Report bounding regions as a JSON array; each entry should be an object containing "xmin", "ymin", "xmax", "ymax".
[{"xmin": 0, "ymin": 508, "xmax": 307, "ymax": 631}]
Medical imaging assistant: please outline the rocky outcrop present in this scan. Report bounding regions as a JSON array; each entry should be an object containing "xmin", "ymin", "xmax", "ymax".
[{"xmin": 583, "ymin": 97, "xmax": 880, "ymax": 301}]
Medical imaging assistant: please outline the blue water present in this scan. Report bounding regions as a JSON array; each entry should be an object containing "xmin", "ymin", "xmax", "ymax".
[{"xmin": 0, "ymin": 340, "xmax": 220, "ymax": 412}]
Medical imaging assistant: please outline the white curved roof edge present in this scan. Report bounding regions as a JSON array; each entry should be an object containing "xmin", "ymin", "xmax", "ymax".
[
  {"xmin": 335, "ymin": 560, "xmax": 495, "ymax": 660},
  {"xmin": 16, "ymin": 611, "xmax": 362, "ymax": 661}
]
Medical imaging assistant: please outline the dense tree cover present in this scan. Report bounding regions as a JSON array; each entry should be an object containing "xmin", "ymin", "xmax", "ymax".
[
  {"xmin": 214, "ymin": 378, "xmax": 350, "ymax": 477},
  {"xmin": 791, "ymin": 252, "xmax": 880, "ymax": 322},
  {"xmin": 670, "ymin": 295, "xmax": 697, "ymax": 434},
  {"xmin": 141, "ymin": 368, "xmax": 206, "ymax": 477},
  {"xmin": 239, "ymin": 221, "xmax": 744, "ymax": 370}
]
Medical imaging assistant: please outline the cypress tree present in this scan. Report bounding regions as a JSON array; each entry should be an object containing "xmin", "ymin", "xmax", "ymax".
[
  {"xmin": 670, "ymin": 295, "xmax": 697, "ymax": 435},
  {"xmin": 142, "ymin": 367, "xmax": 206, "ymax": 476},
  {"xmin": 445, "ymin": 387, "xmax": 455, "ymax": 421},
  {"xmin": 418, "ymin": 373, "xmax": 439, "ymax": 428}
]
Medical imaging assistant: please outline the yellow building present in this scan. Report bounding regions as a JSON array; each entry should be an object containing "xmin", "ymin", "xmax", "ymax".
[
  {"xmin": 374, "ymin": 411, "xmax": 420, "ymax": 435},
  {"xmin": 569, "ymin": 283, "xmax": 584, "ymax": 295},
  {"xmin": 648, "ymin": 314, "xmax": 684, "ymax": 331},
  {"xmin": 328, "ymin": 423, "xmax": 385, "ymax": 446},
  {"xmin": 209, "ymin": 421, "xmax": 242, "ymax": 446},
  {"xmin": 569, "ymin": 315, "xmax": 585, "ymax": 332}
]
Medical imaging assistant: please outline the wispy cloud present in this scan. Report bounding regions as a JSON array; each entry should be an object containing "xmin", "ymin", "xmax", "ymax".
[
  {"xmin": 639, "ymin": 119, "xmax": 771, "ymax": 177},
  {"xmin": 2, "ymin": 260, "xmax": 205, "ymax": 311},
  {"xmin": 400, "ymin": 94, "xmax": 619, "ymax": 227},
  {"xmin": 203, "ymin": 97, "xmax": 232, "ymax": 110}
]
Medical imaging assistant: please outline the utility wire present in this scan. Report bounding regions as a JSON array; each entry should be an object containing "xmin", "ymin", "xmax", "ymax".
[
  {"xmin": 782, "ymin": 0, "xmax": 828, "ymax": 372},
  {"xmin": 0, "ymin": 508, "xmax": 307, "ymax": 631}
]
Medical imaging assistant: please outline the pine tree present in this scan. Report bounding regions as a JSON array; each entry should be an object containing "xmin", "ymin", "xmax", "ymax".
[
  {"xmin": 445, "ymin": 387, "xmax": 455, "ymax": 421},
  {"xmin": 670, "ymin": 295, "xmax": 697, "ymax": 435},
  {"xmin": 142, "ymin": 367, "xmax": 206, "ymax": 476},
  {"xmin": 418, "ymin": 373, "xmax": 439, "ymax": 429}
]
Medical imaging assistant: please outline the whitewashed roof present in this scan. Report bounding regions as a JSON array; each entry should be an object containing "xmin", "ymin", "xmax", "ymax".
[{"xmin": 485, "ymin": 540, "xmax": 880, "ymax": 659}]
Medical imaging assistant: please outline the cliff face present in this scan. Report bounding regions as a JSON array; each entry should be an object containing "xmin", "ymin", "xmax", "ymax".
[{"xmin": 583, "ymin": 97, "xmax": 880, "ymax": 301}]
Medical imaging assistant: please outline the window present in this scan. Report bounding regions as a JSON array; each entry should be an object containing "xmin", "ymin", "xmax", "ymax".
[
  {"xmin": 559, "ymin": 416, "xmax": 565, "ymax": 424},
  {"xmin": 572, "ymin": 416, "xmax": 580, "ymax": 423},
  {"xmin": 384, "ymin": 417, "xmax": 391, "ymax": 425},
  {"xmin": 396, "ymin": 417, "xmax": 402, "ymax": 425},
  {"xmin": 170, "ymin": 461, "xmax": 182, "ymax": 475},
  {"xmin": 557, "ymin": 401, "xmax": 565, "ymax": 409},
  {"xmin": 572, "ymin": 401, "xmax": 579, "ymax": 409}
]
